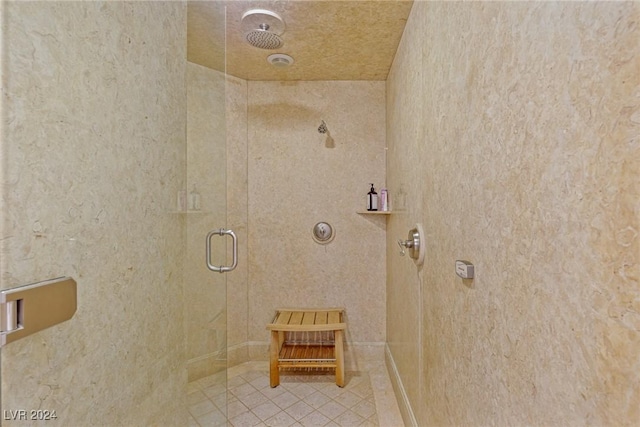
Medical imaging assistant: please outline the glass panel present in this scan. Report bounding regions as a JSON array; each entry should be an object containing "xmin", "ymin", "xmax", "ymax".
[
  {"xmin": 185, "ymin": 1, "xmax": 229, "ymax": 424},
  {"xmin": 185, "ymin": 49, "xmax": 228, "ymax": 424},
  {"xmin": 0, "ymin": 1, "xmax": 228, "ymax": 424}
]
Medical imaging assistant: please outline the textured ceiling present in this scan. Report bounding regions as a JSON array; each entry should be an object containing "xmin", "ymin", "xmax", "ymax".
[{"xmin": 187, "ymin": 1, "xmax": 414, "ymax": 81}]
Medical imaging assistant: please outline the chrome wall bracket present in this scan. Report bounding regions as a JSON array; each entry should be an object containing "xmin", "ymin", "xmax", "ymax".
[{"xmin": 1, "ymin": 277, "xmax": 77, "ymax": 347}]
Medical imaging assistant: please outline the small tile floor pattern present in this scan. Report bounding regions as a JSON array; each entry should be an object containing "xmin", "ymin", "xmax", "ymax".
[{"xmin": 188, "ymin": 367, "xmax": 381, "ymax": 427}]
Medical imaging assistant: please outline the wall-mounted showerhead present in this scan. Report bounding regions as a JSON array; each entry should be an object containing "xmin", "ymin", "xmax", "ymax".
[
  {"xmin": 318, "ymin": 120, "xmax": 335, "ymax": 148},
  {"xmin": 241, "ymin": 9, "xmax": 285, "ymax": 50}
]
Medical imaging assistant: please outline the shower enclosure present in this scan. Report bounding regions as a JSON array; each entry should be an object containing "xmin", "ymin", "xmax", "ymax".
[{"xmin": 1, "ymin": 1, "xmax": 231, "ymax": 423}]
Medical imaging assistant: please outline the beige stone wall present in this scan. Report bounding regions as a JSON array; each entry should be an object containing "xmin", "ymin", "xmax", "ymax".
[
  {"xmin": 220, "ymin": 79, "xmax": 387, "ymax": 367},
  {"xmin": 1, "ymin": 2, "xmax": 187, "ymax": 425},
  {"xmin": 246, "ymin": 81, "xmax": 387, "ymax": 358},
  {"xmin": 386, "ymin": 1, "xmax": 640, "ymax": 425}
]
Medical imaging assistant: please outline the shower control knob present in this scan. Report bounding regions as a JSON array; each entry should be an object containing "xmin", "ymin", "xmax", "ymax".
[
  {"xmin": 397, "ymin": 224, "xmax": 425, "ymax": 266},
  {"xmin": 397, "ymin": 238, "xmax": 411, "ymax": 256}
]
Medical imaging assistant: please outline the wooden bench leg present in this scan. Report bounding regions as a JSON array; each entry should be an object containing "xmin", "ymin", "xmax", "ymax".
[
  {"xmin": 270, "ymin": 331, "xmax": 280, "ymax": 387},
  {"xmin": 335, "ymin": 329, "xmax": 345, "ymax": 387}
]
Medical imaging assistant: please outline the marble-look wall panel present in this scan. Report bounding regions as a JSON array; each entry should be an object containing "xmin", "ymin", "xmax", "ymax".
[
  {"xmin": 247, "ymin": 81, "xmax": 386, "ymax": 346},
  {"xmin": 1, "ymin": 2, "xmax": 187, "ymax": 425},
  {"xmin": 387, "ymin": 1, "xmax": 639, "ymax": 425}
]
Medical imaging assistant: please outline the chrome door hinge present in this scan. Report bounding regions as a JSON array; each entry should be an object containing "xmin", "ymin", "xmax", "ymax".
[
  {"xmin": 1, "ymin": 299, "xmax": 22, "ymax": 338},
  {"xmin": 1, "ymin": 277, "xmax": 77, "ymax": 347}
]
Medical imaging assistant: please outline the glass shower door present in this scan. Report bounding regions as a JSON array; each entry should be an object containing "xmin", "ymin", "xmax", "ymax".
[
  {"xmin": 1, "ymin": 1, "xmax": 229, "ymax": 424},
  {"xmin": 185, "ymin": 51, "xmax": 230, "ymax": 423}
]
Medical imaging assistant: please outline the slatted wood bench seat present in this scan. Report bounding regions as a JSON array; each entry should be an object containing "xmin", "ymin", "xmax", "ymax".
[{"xmin": 266, "ymin": 308, "xmax": 346, "ymax": 388}]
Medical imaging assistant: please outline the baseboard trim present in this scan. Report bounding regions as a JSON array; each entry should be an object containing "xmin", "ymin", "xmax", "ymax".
[{"xmin": 385, "ymin": 344, "xmax": 418, "ymax": 427}]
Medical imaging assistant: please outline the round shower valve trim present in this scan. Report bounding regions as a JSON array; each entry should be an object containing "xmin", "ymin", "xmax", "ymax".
[{"xmin": 312, "ymin": 222, "xmax": 335, "ymax": 244}]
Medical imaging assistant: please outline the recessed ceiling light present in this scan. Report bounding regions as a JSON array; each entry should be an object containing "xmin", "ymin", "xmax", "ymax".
[{"xmin": 267, "ymin": 53, "xmax": 294, "ymax": 68}]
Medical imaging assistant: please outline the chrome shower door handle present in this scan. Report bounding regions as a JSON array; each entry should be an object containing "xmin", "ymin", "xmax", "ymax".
[{"xmin": 206, "ymin": 228, "xmax": 238, "ymax": 273}]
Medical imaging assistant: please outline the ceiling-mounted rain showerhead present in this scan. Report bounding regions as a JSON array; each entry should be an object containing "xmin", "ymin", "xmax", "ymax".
[
  {"xmin": 241, "ymin": 9, "xmax": 285, "ymax": 50},
  {"xmin": 246, "ymin": 28, "xmax": 283, "ymax": 50}
]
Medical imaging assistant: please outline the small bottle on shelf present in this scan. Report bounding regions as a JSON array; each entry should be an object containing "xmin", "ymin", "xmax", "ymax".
[
  {"xmin": 177, "ymin": 189, "xmax": 187, "ymax": 211},
  {"xmin": 380, "ymin": 188, "xmax": 388, "ymax": 211},
  {"xmin": 367, "ymin": 183, "xmax": 378, "ymax": 211},
  {"xmin": 189, "ymin": 184, "xmax": 201, "ymax": 211}
]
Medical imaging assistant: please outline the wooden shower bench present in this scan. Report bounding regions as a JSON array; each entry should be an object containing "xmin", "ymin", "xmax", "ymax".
[{"xmin": 267, "ymin": 308, "xmax": 346, "ymax": 387}]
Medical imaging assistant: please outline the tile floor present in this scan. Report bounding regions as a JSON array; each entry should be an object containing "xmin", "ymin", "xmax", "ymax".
[{"xmin": 187, "ymin": 361, "xmax": 403, "ymax": 426}]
